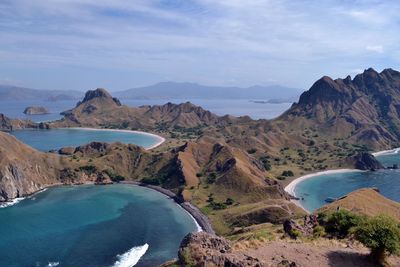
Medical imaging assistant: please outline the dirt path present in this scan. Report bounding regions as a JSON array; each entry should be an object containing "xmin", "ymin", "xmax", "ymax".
[{"xmin": 243, "ymin": 240, "xmax": 400, "ymax": 266}]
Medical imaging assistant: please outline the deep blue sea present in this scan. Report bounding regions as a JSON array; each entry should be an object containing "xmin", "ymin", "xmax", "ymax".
[
  {"xmin": 0, "ymin": 184, "xmax": 198, "ymax": 267},
  {"xmin": 10, "ymin": 128, "xmax": 160, "ymax": 151},
  {"xmin": 295, "ymin": 152, "xmax": 400, "ymax": 211},
  {"xmin": 0, "ymin": 99, "xmax": 291, "ymax": 122}
]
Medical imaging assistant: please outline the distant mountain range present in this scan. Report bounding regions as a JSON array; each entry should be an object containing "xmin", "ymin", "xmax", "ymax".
[
  {"xmin": 0, "ymin": 82, "xmax": 303, "ymax": 102},
  {"xmin": 114, "ymin": 82, "xmax": 303, "ymax": 100},
  {"xmin": 0, "ymin": 85, "xmax": 82, "ymax": 101}
]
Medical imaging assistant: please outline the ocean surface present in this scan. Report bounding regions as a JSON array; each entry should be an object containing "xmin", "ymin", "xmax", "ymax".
[
  {"xmin": 0, "ymin": 99, "xmax": 292, "ymax": 122},
  {"xmin": 0, "ymin": 184, "xmax": 198, "ymax": 267},
  {"xmin": 295, "ymin": 152, "xmax": 400, "ymax": 211},
  {"xmin": 10, "ymin": 128, "xmax": 160, "ymax": 151}
]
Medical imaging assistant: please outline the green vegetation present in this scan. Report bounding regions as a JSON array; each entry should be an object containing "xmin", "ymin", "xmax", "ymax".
[
  {"xmin": 207, "ymin": 172, "xmax": 217, "ymax": 184},
  {"xmin": 281, "ymin": 170, "xmax": 294, "ymax": 177},
  {"xmin": 78, "ymin": 165, "xmax": 97, "ymax": 174},
  {"xmin": 354, "ymin": 215, "xmax": 400, "ymax": 263},
  {"xmin": 259, "ymin": 156, "xmax": 272, "ymax": 171},
  {"xmin": 320, "ymin": 210, "xmax": 364, "ymax": 238},
  {"xmin": 104, "ymin": 169, "xmax": 125, "ymax": 182},
  {"xmin": 247, "ymin": 148, "xmax": 257, "ymax": 154}
]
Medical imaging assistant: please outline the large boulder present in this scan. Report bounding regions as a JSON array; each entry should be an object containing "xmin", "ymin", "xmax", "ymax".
[{"xmin": 178, "ymin": 232, "xmax": 266, "ymax": 267}]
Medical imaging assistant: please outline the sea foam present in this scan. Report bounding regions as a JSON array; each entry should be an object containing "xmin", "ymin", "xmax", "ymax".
[
  {"xmin": 112, "ymin": 244, "xmax": 149, "ymax": 267},
  {"xmin": 0, "ymin": 197, "xmax": 25, "ymax": 208}
]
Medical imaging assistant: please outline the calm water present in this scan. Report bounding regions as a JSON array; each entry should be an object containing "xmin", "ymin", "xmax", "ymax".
[
  {"xmin": 10, "ymin": 128, "xmax": 159, "ymax": 151},
  {"xmin": 295, "ymin": 152, "xmax": 400, "ymax": 211},
  {"xmin": 0, "ymin": 99, "xmax": 291, "ymax": 122},
  {"xmin": 0, "ymin": 184, "xmax": 198, "ymax": 267}
]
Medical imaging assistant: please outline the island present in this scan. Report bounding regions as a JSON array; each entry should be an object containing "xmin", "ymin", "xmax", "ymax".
[{"xmin": 23, "ymin": 106, "xmax": 50, "ymax": 115}]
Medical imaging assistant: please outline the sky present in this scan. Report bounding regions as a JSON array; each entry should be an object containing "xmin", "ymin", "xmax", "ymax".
[{"xmin": 0, "ymin": 0, "xmax": 399, "ymax": 91}]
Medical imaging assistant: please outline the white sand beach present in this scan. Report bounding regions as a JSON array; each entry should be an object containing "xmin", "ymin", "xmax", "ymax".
[
  {"xmin": 372, "ymin": 147, "xmax": 400, "ymax": 157},
  {"xmin": 284, "ymin": 169, "xmax": 365, "ymax": 211},
  {"xmin": 69, "ymin": 127, "xmax": 166, "ymax": 150}
]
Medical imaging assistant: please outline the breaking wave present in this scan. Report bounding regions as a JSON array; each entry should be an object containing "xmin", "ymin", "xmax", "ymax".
[
  {"xmin": 112, "ymin": 244, "xmax": 149, "ymax": 267},
  {"xmin": 0, "ymin": 197, "xmax": 25, "ymax": 208}
]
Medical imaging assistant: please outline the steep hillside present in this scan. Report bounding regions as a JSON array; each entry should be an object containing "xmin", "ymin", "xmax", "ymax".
[
  {"xmin": 279, "ymin": 68, "xmax": 400, "ymax": 149},
  {"xmin": 0, "ymin": 132, "xmax": 65, "ymax": 201}
]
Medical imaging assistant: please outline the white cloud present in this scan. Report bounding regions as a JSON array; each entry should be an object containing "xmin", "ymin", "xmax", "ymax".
[
  {"xmin": 366, "ymin": 45, "xmax": 384, "ymax": 53},
  {"xmin": 0, "ymin": 0, "xmax": 399, "ymax": 90}
]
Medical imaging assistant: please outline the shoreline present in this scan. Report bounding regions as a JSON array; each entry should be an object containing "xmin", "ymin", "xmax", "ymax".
[
  {"xmin": 372, "ymin": 147, "xmax": 400, "ymax": 157},
  {"xmin": 68, "ymin": 127, "xmax": 166, "ymax": 150},
  {"xmin": 120, "ymin": 181, "xmax": 215, "ymax": 234},
  {"xmin": 284, "ymin": 169, "xmax": 365, "ymax": 212}
]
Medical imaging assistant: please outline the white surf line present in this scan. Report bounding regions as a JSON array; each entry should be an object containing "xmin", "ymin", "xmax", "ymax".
[
  {"xmin": 112, "ymin": 243, "xmax": 149, "ymax": 267},
  {"xmin": 284, "ymin": 169, "xmax": 365, "ymax": 212},
  {"xmin": 372, "ymin": 147, "xmax": 400, "ymax": 157},
  {"xmin": 67, "ymin": 127, "xmax": 166, "ymax": 150},
  {"xmin": 0, "ymin": 197, "xmax": 25, "ymax": 208}
]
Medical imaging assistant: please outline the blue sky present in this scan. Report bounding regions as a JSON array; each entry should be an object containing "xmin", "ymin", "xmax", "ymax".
[{"xmin": 0, "ymin": 0, "xmax": 399, "ymax": 91}]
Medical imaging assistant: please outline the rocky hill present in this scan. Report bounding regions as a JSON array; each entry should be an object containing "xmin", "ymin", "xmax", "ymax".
[
  {"xmin": 53, "ymin": 88, "xmax": 242, "ymax": 129},
  {"xmin": 279, "ymin": 68, "xmax": 400, "ymax": 150}
]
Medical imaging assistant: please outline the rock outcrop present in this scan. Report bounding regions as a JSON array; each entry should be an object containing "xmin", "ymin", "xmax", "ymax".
[
  {"xmin": 178, "ymin": 232, "xmax": 266, "ymax": 266},
  {"xmin": 0, "ymin": 114, "xmax": 37, "ymax": 131},
  {"xmin": 353, "ymin": 152, "xmax": 384, "ymax": 170},
  {"xmin": 23, "ymin": 106, "xmax": 49, "ymax": 115}
]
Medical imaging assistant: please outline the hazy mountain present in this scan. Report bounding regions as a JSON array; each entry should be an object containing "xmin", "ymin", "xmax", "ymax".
[
  {"xmin": 114, "ymin": 82, "xmax": 303, "ymax": 100},
  {"xmin": 0, "ymin": 85, "xmax": 82, "ymax": 101}
]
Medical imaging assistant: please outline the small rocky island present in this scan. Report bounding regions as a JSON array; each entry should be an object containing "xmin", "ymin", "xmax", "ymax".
[{"xmin": 23, "ymin": 106, "xmax": 50, "ymax": 115}]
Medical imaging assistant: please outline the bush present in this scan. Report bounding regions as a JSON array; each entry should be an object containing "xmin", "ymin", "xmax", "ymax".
[
  {"xmin": 281, "ymin": 170, "xmax": 294, "ymax": 177},
  {"xmin": 313, "ymin": 225, "xmax": 326, "ymax": 238},
  {"xmin": 247, "ymin": 148, "xmax": 257, "ymax": 154},
  {"xmin": 323, "ymin": 210, "xmax": 364, "ymax": 238},
  {"xmin": 225, "ymin": 198, "xmax": 234, "ymax": 205},
  {"xmin": 354, "ymin": 215, "xmax": 400, "ymax": 263},
  {"xmin": 79, "ymin": 165, "xmax": 97, "ymax": 174},
  {"xmin": 259, "ymin": 156, "xmax": 272, "ymax": 171},
  {"xmin": 207, "ymin": 173, "xmax": 217, "ymax": 184}
]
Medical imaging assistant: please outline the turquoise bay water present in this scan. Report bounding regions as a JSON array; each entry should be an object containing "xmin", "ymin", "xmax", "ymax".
[
  {"xmin": 295, "ymin": 152, "xmax": 400, "ymax": 211},
  {"xmin": 0, "ymin": 184, "xmax": 197, "ymax": 267},
  {"xmin": 0, "ymin": 99, "xmax": 291, "ymax": 122},
  {"xmin": 10, "ymin": 128, "xmax": 159, "ymax": 151}
]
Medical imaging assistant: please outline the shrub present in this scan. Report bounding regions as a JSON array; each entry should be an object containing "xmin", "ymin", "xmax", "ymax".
[
  {"xmin": 259, "ymin": 156, "xmax": 272, "ymax": 171},
  {"xmin": 281, "ymin": 170, "xmax": 294, "ymax": 177},
  {"xmin": 225, "ymin": 198, "xmax": 234, "ymax": 205},
  {"xmin": 291, "ymin": 229, "xmax": 302, "ymax": 239},
  {"xmin": 323, "ymin": 210, "xmax": 364, "ymax": 238},
  {"xmin": 247, "ymin": 148, "xmax": 257, "ymax": 154},
  {"xmin": 105, "ymin": 169, "xmax": 125, "ymax": 182},
  {"xmin": 354, "ymin": 215, "xmax": 400, "ymax": 263},
  {"xmin": 207, "ymin": 173, "xmax": 217, "ymax": 184},
  {"xmin": 313, "ymin": 225, "xmax": 326, "ymax": 238},
  {"xmin": 79, "ymin": 165, "xmax": 97, "ymax": 174}
]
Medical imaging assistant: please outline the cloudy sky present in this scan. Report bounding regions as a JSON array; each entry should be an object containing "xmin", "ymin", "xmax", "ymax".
[{"xmin": 0, "ymin": 0, "xmax": 399, "ymax": 91}]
